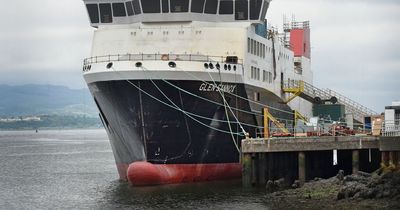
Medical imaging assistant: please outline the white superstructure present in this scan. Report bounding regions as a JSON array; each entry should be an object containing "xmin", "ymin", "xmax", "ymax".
[{"xmin": 83, "ymin": 0, "xmax": 313, "ymax": 118}]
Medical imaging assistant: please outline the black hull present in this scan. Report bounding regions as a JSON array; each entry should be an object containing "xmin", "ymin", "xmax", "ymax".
[{"xmin": 88, "ymin": 80, "xmax": 292, "ymax": 166}]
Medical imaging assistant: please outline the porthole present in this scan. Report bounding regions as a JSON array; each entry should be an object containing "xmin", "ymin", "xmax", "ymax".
[
  {"xmin": 168, "ymin": 61, "xmax": 176, "ymax": 68},
  {"xmin": 106, "ymin": 62, "xmax": 113, "ymax": 69},
  {"xmin": 135, "ymin": 62, "xmax": 142, "ymax": 67}
]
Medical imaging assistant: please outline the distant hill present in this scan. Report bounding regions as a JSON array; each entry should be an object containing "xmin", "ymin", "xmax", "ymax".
[{"xmin": 0, "ymin": 84, "xmax": 98, "ymax": 117}]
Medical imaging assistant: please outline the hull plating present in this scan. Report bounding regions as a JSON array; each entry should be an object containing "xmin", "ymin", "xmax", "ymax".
[{"xmin": 87, "ymin": 79, "xmax": 292, "ymax": 184}]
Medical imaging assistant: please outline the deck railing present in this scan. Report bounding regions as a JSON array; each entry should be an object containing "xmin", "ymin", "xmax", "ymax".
[
  {"xmin": 382, "ymin": 120, "xmax": 400, "ymax": 137},
  {"xmin": 83, "ymin": 54, "xmax": 243, "ymax": 65}
]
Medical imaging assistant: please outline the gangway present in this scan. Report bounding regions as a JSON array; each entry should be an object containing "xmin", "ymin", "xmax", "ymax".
[{"xmin": 283, "ymin": 80, "xmax": 378, "ymax": 122}]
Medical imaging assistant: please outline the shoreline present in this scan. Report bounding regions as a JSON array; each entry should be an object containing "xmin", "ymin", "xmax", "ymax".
[{"xmin": 266, "ymin": 170, "xmax": 400, "ymax": 209}]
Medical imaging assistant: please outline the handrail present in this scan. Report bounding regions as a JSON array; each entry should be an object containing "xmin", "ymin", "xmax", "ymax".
[
  {"xmin": 83, "ymin": 54, "xmax": 243, "ymax": 65},
  {"xmin": 283, "ymin": 80, "xmax": 377, "ymax": 123}
]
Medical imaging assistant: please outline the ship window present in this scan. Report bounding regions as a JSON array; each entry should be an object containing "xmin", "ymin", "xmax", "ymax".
[
  {"xmin": 86, "ymin": 4, "xmax": 99, "ymax": 24},
  {"xmin": 235, "ymin": 0, "xmax": 248, "ymax": 20},
  {"xmin": 256, "ymin": 42, "xmax": 259, "ymax": 56},
  {"xmin": 252, "ymin": 39, "xmax": 256, "ymax": 54},
  {"xmin": 263, "ymin": 70, "xmax": 266, "ymax": 82},
  {"xmin": 254, "ymin": 92, "xmax": 260, "ymax": 101},
  {"xmin": 112, "ymin": 3, "xmax": 126, "ymax": 17},
  {"xmin": 99, "ymin": 3, "xmax": 113, "ymax": 23},
  {"xmin": 191, "ymin": 0, "xmax": 205, "ymax": 13},
  {"xmin": 260, "ymin": 2, "xmax": 269, "ymax": 20},
  {"xmin": 226, "ymin": 56, "xmax": 238, "ymax": 64},
  {"xmin": 162, "ymin": 0, "xmax": 169, "ymax": 13},
  {"xmin": 247, "ymin": 38, "xmax": 250, "ymax": 53},
  {"xmin": 219, "ymin": 0, "xmax": 233, "ymax": 14},
  {"xmin": 126, "ymin": 1, "xmax": 134, "ymax": 16},
  {"xmin": 141, "ymin": 0, "xmax": 160, "ymax": 13},
  {"xmin": 269, "ymin": 72, "xmax": 272, "ymax": 83},
  {"xmin": 132, "ymin": 0, "xmax": 142, "ymax": 14},
  {"xmin": 250, "ymin": 0, "xmax": 262, "ymax": 20},
  {"xmin": 171, "ymin": 0, "xmax": 189, "ymax": 12},
  {"xmin": 205, "ymin": 0, "xmax": 218, "ymax": 14},
  {"xmin": 262, "ymin": 44, "xmax": 265, "ymax": 58}
]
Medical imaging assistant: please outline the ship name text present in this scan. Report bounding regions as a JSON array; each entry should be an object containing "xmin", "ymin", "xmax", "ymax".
[{"xmin": 199, "ymin": 83, "xmax": 236, "ymax": 93}]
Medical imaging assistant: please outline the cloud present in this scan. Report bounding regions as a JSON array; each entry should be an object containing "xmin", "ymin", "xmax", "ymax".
[
  {"xmin": 0, "ymin": 0, "xmax": 399, "ymax": 112},
  {"xmin": 268, "ymin": 0, "xmax": 400, "ymax": 112},
  {"xmin": 0, "ymin": 0, "xmax": 93, "ymax": 88}
]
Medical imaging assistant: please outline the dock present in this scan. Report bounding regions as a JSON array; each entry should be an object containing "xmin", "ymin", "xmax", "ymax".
[{"xmin": 241, "ymin": 135, "xmax": 400, "ymax": 187}]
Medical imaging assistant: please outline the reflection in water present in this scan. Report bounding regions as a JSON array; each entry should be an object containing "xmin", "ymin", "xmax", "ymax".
[
  {"xmin": 0, "ymin": 130, "xmax": 269, "ymax": 210},
  {"xmin": 98, "ymin": 180, "xmax": 269, "ymax": 209}
]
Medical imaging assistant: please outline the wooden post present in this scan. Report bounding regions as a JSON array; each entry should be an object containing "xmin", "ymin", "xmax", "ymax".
[
  {"xmin": 258, "ymin": 153, "xmax": 267, "ymax": 185},
  {"xmin": 251, "ymin": 153, "xmax": 257, "ymax": 186},
  {"xmin": 389, "ymin": 152, "xmax": 397, "ymax": 168},
  {"xmin": 352, "ymin": 150, "xmax": 359, "ymax": 174},
  {"xmin": 397, "ymin": 152, "xmax": 400, "ymax": 168},
  {"xmin": 381, "ymin": 151, "xmax": 389, "ymax": 167},
  {"xmin": 263, "ymin": 108, "xmax": 270, "ymax": 138},
  {"xmin": 242, "ymin": 153, "xmax": 252, "ymax": 187},
  {"xmin": 298, "ymin": 152, "xmax": 306, "ymax": 185}
]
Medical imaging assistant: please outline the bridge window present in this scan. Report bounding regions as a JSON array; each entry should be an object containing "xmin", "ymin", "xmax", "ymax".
[
  {"xmin": 99, "ymin": 3, "xmax": 112, "ymax": 23},
  {"xmin": 260, "ymin": 2, "xmax": 269, "ymax": 20},
  {"xmin": 250, "ymin": 0, "xmax": 262, "ymax": 20},
  {"xmin": 219, "ymin": 0, "xmax": 233, "ymax": 14},
  {"xmin": 162, "ymin": 0, "xmax": 169, "ymax": 13},
  {"xmin": 141, "ymin": 0, "xmax": 160, "ymax": 13},
  {"xmin": 132, "ymin": 0, "xmax": 142, "ymax": 14},
  {"xmin": 205, "ymin": 0, "xmax": 218, "ymax": 14},
  {"xmin": 235, "ymin": 0, "xmax": 248, "ymax": 20},
  {"xmin": 112, "ymin": 3, "xmax": 126, "ymax": 17},
  {"xmin": 191, "ymin": 0, "xmax": 205, "ymax": 13},
  {"xmin": 126, "ymin": 1, "xmax": 134, "ymax": 16},
  {"xmin": 171, "ymin": 0, "xmax": 189, "ymax": 12},
  {"xmin": 86, "ymin": 4, "xmax": 99, "ymax": 24}
]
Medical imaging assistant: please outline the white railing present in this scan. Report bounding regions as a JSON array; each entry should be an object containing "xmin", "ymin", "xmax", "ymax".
[
  {"xmin": 83, "ymin": 54, "xmax": 242, "ymax": 65},
  {"xmin": 382, "ymin": 120, "xmax": 400, "ymax": 137}
]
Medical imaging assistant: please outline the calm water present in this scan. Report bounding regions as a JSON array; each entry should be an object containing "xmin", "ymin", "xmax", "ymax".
[{"xmin": 0, "ymin": 129, "xmax": 269, "ymax": 209}]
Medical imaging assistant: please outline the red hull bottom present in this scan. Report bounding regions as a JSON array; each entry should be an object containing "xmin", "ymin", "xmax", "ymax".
[{"xmin": 126, "ymin": 161, "xmax": 242, "ymax": 186}]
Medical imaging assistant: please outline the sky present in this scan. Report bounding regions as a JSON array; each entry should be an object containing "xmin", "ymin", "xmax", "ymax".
[{"xmin": 0, "ymin": 0, "xmax": 399, "ymax": 112}]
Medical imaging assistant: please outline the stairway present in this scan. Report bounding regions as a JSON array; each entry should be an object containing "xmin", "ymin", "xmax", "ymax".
[{"xmin": 283, "ymin": 80, "xmax": 378, "ymax": 122}]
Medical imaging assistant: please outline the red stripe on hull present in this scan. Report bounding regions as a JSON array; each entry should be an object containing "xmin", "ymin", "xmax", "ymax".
[{"xmin": 127, "ymin": 161, "xmax": 242, "ymax": 186}]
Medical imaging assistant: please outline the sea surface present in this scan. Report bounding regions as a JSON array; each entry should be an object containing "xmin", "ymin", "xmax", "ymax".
[{"xmin": 0, "ymin": 129, "xmax": 269, "ymax": 209}]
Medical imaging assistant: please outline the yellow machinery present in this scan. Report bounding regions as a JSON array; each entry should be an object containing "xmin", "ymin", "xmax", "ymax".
[
  {"xmin": 282, "ymin": 80, "xmax": 305, "ymax": 104},
  {"xmin": 263, "ymin": 108, "xmax": 290, "ymax": 138},
  {"xmin": 294, "ymin": 110, "xmax": 309, "ymax": 126},
  {"xmin": 263, "ymin": 108, "xmax": 309, "ymax": 138}
]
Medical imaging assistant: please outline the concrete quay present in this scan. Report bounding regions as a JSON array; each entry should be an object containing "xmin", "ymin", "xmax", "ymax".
[{"xmin": 241, "ymin": 136, "xmax": 400, "ymax": 187}]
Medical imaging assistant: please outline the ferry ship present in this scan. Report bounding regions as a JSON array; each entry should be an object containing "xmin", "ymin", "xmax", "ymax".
[{"xmin": 82, "ymin": 0, "xmax": 313, "ymax": 186}]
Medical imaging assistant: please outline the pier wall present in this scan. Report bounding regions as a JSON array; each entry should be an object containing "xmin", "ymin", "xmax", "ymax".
[{"xmin": 242, "ymin": 136, "xmax": 399, "ymax": 187}]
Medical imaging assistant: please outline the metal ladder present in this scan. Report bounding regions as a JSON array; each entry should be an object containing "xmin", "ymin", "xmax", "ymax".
[{"xmin": 283, "ymin": 80, "xmax": 378, "ymax": 122}]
